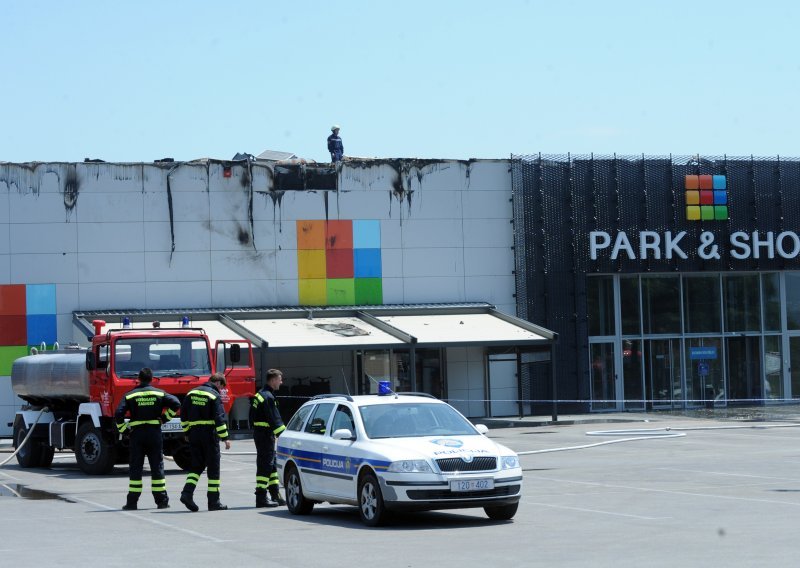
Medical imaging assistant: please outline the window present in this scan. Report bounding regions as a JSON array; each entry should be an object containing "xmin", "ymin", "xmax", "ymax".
[
  {"xmin": 330, "ymin": 405, "xmax": 356, "ymax": 436},
  {"xmin": 762, "ymin": 273, "xmax": 781, "ymax": 331},
  {"xmin": 683, "ymin": 275, "xmax": 721, "ymax": 333},
  {"xmin": 620, "ymin": 276, "xmax": 641, "ymax": 335},
  {"xmin": 588, "ymin": 276, "xmax": 615, "ymax": 336},
  {"xmin": 304, "ymin": 403, "xmax": 334, "ymax": 435},
  {"xmin": 642, "ymin": 276, "xmax": 680, "ymax": 334},
  {"xmin": 723, "ymin": 274, "xmax": 760, "ymax": 332},
  {"xmin": 286, "ymin": 405, "xmax": 312, "ymax": 432}
]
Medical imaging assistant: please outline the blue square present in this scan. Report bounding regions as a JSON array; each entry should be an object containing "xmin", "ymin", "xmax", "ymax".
[
  {"xmin": 712, "ymin": 175, "xmax": 726, "ymax": 190},
  {"xmin": 353, "ymin": 220, "xmax": 381, "ymax": 249},
  {"xmin": 26, "ymin": 284, "xmax": 56, "ymax": 315},
  {"xmin": 354, "ymin": 248, "xmax": 382, "ymax": 277},
  {"xmin": 27, "ymin": 314, "xmax": 57, "ymax": 346},
  {"xmin": 713, "ymin": 191, "xmax": 727, "ymax": 205}
]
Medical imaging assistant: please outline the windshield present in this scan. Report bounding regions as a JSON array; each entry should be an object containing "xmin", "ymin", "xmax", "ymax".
[
  {"xmin": 360, "ymin": 402, "xmax": 478, "ymax": 439},
  {"xmin": 114, "ymin": 337, "xmax": 211, "ymax": 378}
]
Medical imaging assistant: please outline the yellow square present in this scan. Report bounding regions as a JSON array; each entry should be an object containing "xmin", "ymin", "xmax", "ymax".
[
  {"xmin": 686, "ymin": 206, "xmax": 701, "ymax": 220},
  {"xmin": 297, "ymin": 250, "xmax": 326, "ymax": 279},
  {"xmin": 298, "ymin": 279, "xmax": 327, "ymax": 305},
  {"xmin": 685, "ymin": 191, "xmax": 700, "ymax": 205}
]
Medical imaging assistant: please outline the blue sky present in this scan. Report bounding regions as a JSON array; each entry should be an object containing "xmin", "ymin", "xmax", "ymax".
[{"xmin": 3, "ymin": 0, "xmax": 799, "ymax": 163}]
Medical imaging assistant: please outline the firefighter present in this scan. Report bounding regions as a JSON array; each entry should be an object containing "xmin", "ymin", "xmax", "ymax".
[
  {"xmin": 115, "ymin": 367, "xmax": 181, "ymax": 511},
  {"xmin": 327, "ymin": 125, "xmax": 344, "ymax": 162},
  {"xmin": 251, "ymin": 368, "xmax": 287, "ymax": 507},
  {"xmin": 179, "ymin": 373, "xmax": 231, "ymax": 512}
]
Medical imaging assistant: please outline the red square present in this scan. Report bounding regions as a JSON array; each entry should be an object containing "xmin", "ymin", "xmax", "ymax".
[
  {"xmin": 699, "ymin": 175, "xmax": 713, "ymax": 189},
  {"xmin": 0, "ymin": 315, "xmax": 27, "ymax": 345},
  {"xmin": 326, "ymin": 249, "xmax": 354, "ymax": 278},
  {"xmin": 326, "ymin": 220, "xmax": 353, "ymax": 250},
  {"xmin": 699, "ymin": 191, "xmax": 714, "ymax": 205},
  {"xmin": 685, "ymin": 175, "xmax": 699, "ymax": 190},
  {"xmin": 0, "ymin": 285, "xmax": 26, "ymax": 316}
]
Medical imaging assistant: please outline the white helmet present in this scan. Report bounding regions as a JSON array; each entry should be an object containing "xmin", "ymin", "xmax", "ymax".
[{"xmin": 331, "ymin": 125, "xmax": 340, "ymax": 132}]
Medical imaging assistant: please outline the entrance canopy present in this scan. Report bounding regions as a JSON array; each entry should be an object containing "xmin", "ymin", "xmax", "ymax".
[{"xmin": 74, "ymin": 303, "xmax": 557, "ymax": 352}]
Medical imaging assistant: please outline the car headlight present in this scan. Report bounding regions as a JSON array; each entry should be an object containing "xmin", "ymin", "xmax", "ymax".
[
  {"xmin": 501, "ymin": 456, "xmax": 519, "ymax": 469},
  {"xmin": 387, "ymin": 460, "xmax": 433, "ymax": 473}
]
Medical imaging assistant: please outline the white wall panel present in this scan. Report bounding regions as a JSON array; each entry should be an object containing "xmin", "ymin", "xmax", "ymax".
[
  {"xmin": 9, "ymin": 192, "xmax": 74, "ymax": 224},
  {"xmin": 275, "ymin": 249, "xmax": 298, "ymax": 280},
  {"xmin": 209, "ymin": 220, "xmax": 261, "ymax": 251},
  {"xmin": 10, "ymin": 223, "xmax": 77, "ymax": 254},
  {"xmin": 142, "ymin": 190, "xmax": 211, "ymax": 224},
  {"xmin": 463, "ymin": 219, "xmax": 513, "ymax": 248},
  {"xmin": 78, "ymin": 282, "xmax": 146, "ymax": 310},
  {"xmin": 209, "ymin": 250, "xmax": 277, "ymax": 281},
  {"xmin": 333, "ymin": 190, "xmax": 395, "ymax": 220},
  {"xmin": 79, "ymin": 164, "xmax": 145, "ymax": 193},
  {"xmin": 274, "ymin": 221, "xmax": 298, "ymax": 252},
  {"xmin": 77, "ymin": 252, "xmax": 145, "ymax": 284},
  {"xmin": 401, "ymin": 248, "xmax": 464, "ymax": 278},
  {"xmin": 144, "ymin": 251, "xmax": 211, "ymax": 282},
  {"xmin": 273, "ymin": 191, "xmax": 330, "ymax": 221},
  {"xmin": 407, "ymin": 162, "xmax": 468, "ymax": 192},
  {"xmin": 400, "ymin": 219, "xmax": 464, "ymax": 248},
  {"xmin": 76, "ymin": 192, "xmax": 144, "ymax": 223},
  {"xmin": 403, "ymin": 276, "xmax": 465, "ymax": 303},
  {"xmin": 462, "ymin": 191, "xmax": 512, "ymax": 219},
  {"xmin": 463, "ymin": 247, "xmax": 513, "ymax": 276},
  {"xmin": 464, "ymin": 275, "xmax": 516, "ymax": 305},
  {"xmin": 144, "ymin": 221, "xmax": 212, "ymax": 253},
  {"xmin": 380, "ymin": 219, "xmax": 402, "ymax": 249},
  {"xmin": 380, "ymin": 249, "xmax": 403, "ymax": 278},
  {"xmin": 276, "ymin": 279, "xmax": 299, "ymax": 305},
  {"xmin": 406, "ymin": 191, "xmax": 463, "ymax": 220},
  {"xmin": 0, "ymin": 254, "xmax": 9, "ymax": 284},
  {"xmin": 78, "ymin": 222, "xmax": 145, "ymax": 253},
  {"xmin": 55, "ymin": 283, "xmax": 79, "ymax": 316},
  {"xmin": 209, "ymin": 191, "xmax": 252, "ymax": 222},
  {"xmin": 145, "ymin": 281, "xmax": 212, "ymax": 309},
  {"xmin": 211, "ymin": 279, "xmax": 277, "ymax": 307},
  {"xmin": 380, "ymin": 277, "xmax": 404, "ymax": 304},
  {"xmin": 465, "ymin": 161, "xmax": 512, "ymax": 191},
  {"xmin": 11, "ymin": 253, "xmax": 78, "ymax": 283}
]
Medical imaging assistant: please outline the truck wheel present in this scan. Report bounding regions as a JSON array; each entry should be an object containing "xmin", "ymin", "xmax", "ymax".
[
  {"xmin": 38, "ymin": 445, "xmax": 55, "ymax": 468},
  {"xmin": 171, "ymin": 445, "xmax": 193, "ymax": 471},
  {"xmin": 75, "ymin": 422, "xmax": 115, "ymax": 475},
  {"xmin": 13, "ymin": 421, "xmax": 41, "ymax": 468}
]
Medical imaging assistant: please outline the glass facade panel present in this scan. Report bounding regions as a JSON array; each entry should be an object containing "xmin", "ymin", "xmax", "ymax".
[
  {"xmin": 590, "ymin": 342, "xmax": 616, "ymax": 411},
  {"xmin": 642, "ymin": 276, "xmax": 680, "ymax": 334},
  {"xmin": 620, "ymin": 276, "xmax": 641, "ymax": 335},
  {"xmin": 764, "ymin": 336, "xmax": 783, "ymax": 400},
  {"xmin": 726, "ymin": 336, "xmax": 761, "ymax": 402},
  {"xmin": 685, "ymin": 338, "xmax": 723, "ymax": 407},
  {"xmin": 683, "ymin": 275, "xmax": 721, "ymax": 333},
  {"xmin": 791, "ymin": 337, "xmax": 800, "ymax": 399},
  {"xmin": 723, "ymin": 274, "xmax": 760, "ymax": 332},
  {"xmin": 785, "ymin": 273, "xmax": 800, "ymax": 330},
  {"xmin": 646, "ymin": 339, "xmax": 681, "ymax": 409},
  {"xmin": 588, "ymin": 276, "xmax": 615, "ymax": 336},
  {"xmin": 622, "ymin": 339, "xmax": 643, "ymax": 410},
  {"xmin": 762, "ymin": 273, "xmax": 781, "ymax": 331}
]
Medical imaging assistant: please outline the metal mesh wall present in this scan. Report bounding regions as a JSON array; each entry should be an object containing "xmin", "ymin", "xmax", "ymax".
[{"xmin": 511, "ymin": 154, "xmax": 800, "ymax": 413}]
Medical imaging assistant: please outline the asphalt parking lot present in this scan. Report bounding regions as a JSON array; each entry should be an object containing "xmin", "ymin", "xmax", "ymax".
[{"xmin": 3, "ymin": 412, "xmax": 800, "ymax": 568}]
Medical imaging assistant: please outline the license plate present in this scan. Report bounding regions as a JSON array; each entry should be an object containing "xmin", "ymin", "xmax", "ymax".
[
  {"xmin": 161, "ymin": 420, "xmax": 183, "ymax": 432},
  {"xmin": 450, "ymin": 478, "xmax": 494, "ymax": 492}
]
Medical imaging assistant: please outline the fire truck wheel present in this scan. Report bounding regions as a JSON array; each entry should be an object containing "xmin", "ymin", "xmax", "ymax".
[
  {"xmin": 172, "ymin": 445, "xmax": 193, "ymax": 471},
  {"xmin": 75, "ymin": 422, "xmax": 115, "ymax": 475},
  {"xmin": 13, "ymin": 419, "xmax": 41, "ymax": 468},
  {"xmin": 38, "ymin": 445, "xmax": 55, "ymax": 468}
]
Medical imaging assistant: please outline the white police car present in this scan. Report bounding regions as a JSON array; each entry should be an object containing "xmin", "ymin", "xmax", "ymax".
[{"xmin": 276, "ymin": 393, "xmax": 522, "ymax": 526}]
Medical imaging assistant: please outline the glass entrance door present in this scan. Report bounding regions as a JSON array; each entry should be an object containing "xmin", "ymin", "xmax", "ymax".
[
  {"xmin": 788, "ymin": 336, "xmax": 800, "ymax": 399},
  {"xmin": 647, "ymin": 339, "xmax": 681, "ymax": 409},
  {"xmin": 726, "ymin": 336, "xmax": 762, "ymax": 404},
  {"xmin": 590, "ymin": 342, "xmax": 619, "ymax": 411}
]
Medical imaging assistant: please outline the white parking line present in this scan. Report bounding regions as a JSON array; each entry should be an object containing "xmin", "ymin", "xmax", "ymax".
[{"xmin": 525, "ymin": 500, "xmax": 670, "ymax": 520}]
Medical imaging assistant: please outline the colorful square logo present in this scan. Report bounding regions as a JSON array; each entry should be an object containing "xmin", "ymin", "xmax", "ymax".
[
  {"xmin": 685, "ymin": 175, "xmax": 728, "ymax": 221},
  {"xmin": 297, "ymin": 220, "xmax": 383, "ymax": 306},
  {"xmin": 0, "ymin": 284, "xmax": 57, "ymax": 374}
]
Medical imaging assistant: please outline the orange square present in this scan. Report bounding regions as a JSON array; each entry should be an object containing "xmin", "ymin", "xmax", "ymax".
[
  {"xmin": 699, "ymin": 175, "xmax": 713, "ymax": 189},
  {"xmin": 685, "ymin": 191, "xmax": 700, "ymax": 205},
  {"xmin": 0, "ymin": 285, "xmax": 26, "ymax": 316},
  {"xmin": 326, "ymin": 220, "xmax": 353, "ymax": 250},
  {"xmin": 296, "ymin": 220, "xmax": 325, "ymax": 250},
  {"xmin": 685, "ymin": 175, "xmax": 699, "ymax": 190}
]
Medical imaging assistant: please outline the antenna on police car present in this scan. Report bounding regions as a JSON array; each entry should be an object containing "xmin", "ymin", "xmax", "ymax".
[{"xmin": 341, "ymin": 368, "xmax": 352, "ymax": 397}]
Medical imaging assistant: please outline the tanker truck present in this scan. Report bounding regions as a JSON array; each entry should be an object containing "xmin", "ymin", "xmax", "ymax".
[{"xmin": 11, "ymin": 319, "xmax": 256, "ymax": 474}]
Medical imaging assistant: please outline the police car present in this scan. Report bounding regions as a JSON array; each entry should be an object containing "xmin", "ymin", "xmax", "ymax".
[{"xmin": 276, "ymin": 392, "xmax": 522, "ymax": 526}]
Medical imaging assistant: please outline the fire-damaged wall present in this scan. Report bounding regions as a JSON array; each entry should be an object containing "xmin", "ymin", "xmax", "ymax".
[{"xmin": 0, "ymin": 157, "xmax": 514, "ymax": 349}]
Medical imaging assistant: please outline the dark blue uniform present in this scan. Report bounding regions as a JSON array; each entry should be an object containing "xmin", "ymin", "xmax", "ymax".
[
  {"xmin": 327, "ymin": 132, "xmax": 344, "ymax": 162},
  {"xmin": 179, "ymin": 380, "xmax": 229, "ymax": 511},
  {"xmin": 115, "ymin": 383, "xmax": 180, "ymax": 510},
  {"xmin": 250, "ymin": 386, "xmax": 286, "ymax": 506}
]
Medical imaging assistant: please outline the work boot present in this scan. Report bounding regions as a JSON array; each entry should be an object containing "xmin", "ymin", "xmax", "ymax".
[
  {"xmin": 180, "ymin": 492, "xmax": 199, "ymax": 512},
  {"xmin": 269, "ymin": 486, "xmax": 286, "ymax": 506},
  {"xmin": 208, "ymin": 493, "xmax": 228, "ymax": 511},
  {"xmin": 156, "ymin": 496, "xmax": 170, "ymax": 510},
  {"xmin": 122, "ymin": 494, "xmax": 138, "ymax": 511},
  {"xmin": 255, "ymin": 489, "xmax": 277, "ymax": 508}
]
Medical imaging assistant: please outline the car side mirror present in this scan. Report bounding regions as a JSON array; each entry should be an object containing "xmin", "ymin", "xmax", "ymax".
[
  {"xmin": 474, "ymin": 423, "xmax": 489, "ymax": 435},
  {"xmin": 85, "ymin": 352, "xmax": 96, "ymax": 371},
  {"xmin": 331, "ymin": 428, "xmax": 355, "ymax": 441}
]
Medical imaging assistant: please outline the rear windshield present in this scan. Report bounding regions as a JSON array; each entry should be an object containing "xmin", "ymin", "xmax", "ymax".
[{"xmin": 359, "ymin": 402, "xmax": 477, "ymax": 439}]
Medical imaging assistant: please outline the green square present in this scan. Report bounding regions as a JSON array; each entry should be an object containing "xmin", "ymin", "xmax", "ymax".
[
  {"xmin": 326, "ymin": 278, "xmax": 355, "ymax": 306},
  {"xmin": 700, "ymin": 206, "xmax": 715, "ymax": 220},
  {"xmin": 354, "ymin": 278, "xmax": 383, "ymax": 305},
  {"xmin": 0, "ymin": 345, "xmax": 29, "ymax": 375},
  {"xmin": 714, "ymin": 206, "xmax": 728, "ymax": 220}
]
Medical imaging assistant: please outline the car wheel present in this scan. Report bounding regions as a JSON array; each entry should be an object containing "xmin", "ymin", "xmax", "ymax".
[
  {"xmin": 484, "ymin": 502, "xmax": 519, "ymax": 521},
  {"xmin": 75, "ymin": 422, "xmax": 115, "ymax": 475},
  {"xmin": 285, "ymin": 465, "xmax": 314, "ymax": 515},
  {"xmin": 358, "ymin": 472, "xmax": 388, "ymax": 527}
]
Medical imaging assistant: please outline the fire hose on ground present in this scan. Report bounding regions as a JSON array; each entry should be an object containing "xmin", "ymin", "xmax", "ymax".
[{"xmin": 0, "ymin": 407, "xmax": 49, "ymax": 467}]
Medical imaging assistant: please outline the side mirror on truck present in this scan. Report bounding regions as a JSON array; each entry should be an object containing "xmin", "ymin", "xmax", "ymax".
[
  {"xmin": 85, "ymin": 352, "xmax": 96, "ymax": 371},
  {"xmin": 229, "ymin": 343, "xmax": 241, "ymax": 364}
]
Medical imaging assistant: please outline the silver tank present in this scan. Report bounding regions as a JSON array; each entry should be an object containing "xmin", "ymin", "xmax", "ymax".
[{"xmin": 11, "ymin": 350, "xmax": 90, "ymax": 402}]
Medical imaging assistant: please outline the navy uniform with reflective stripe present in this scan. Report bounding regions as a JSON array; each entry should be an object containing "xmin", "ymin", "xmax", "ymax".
[
  {"xmin": 251, "ymin": 385, "xmax": 286, "ymax": 500},
  {"xmin": 180, "ymin": 380, "xmax": 229, "ymax": 507},
  {"xmin": 115, "ymin": 383, "xmax": 180, "ymax": 508}
]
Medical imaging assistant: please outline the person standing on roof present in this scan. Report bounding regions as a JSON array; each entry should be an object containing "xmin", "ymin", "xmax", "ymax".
[
  {"xmin": 250, "ymin": 368, "xmax": 287, "ymax": 507},
  {"xmin": 115, "ymin": 367, "xmax": 181, "ymax": 511},
  {"xmin": 179, "ymin": 373, "xmax": 231, "ymax": 512},
  {"xmin": 327, "ymin": 125, "xmax": 344, "ymax": 162}
]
